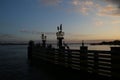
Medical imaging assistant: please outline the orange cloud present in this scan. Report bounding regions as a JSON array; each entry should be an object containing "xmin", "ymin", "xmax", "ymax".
[
  {"xmin": 97, "ymin": 5, "xmax": 120, "ymax": 16},
  {"xmin": 70, "ymin": 0, "xmax": 120, "ymax": 16},
  {"xmin": 39, "ymin": 0, "xmax": 120, "ymax": 16},
  {"xmin": 95, "ymin": 21, "xmax": 104, "ymax": 26},
  {"xmin": 112, "ymin": 20, "xmax": 120, "ymax": 24}
]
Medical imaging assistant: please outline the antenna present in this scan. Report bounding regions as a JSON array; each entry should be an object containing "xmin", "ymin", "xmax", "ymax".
[
  {"xmin": 57, "ymin": 26, "xmax": 59, "ymax": 31},
  {"xmin": 60, "ymin": 24, "xmax": 62, "ymax": 31},
  {"xmin": 42, "ymin": 34, "xmax": 44, "ymax": 39}
]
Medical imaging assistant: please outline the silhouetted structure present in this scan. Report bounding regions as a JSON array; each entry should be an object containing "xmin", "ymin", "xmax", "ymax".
[
  {"xmin": 56, "ymin": 24, "xmax": 64, "ymax": 49},
  {"xmin": 28, "ymin": 25, "xmax": 120, "ymax": 80},
  {"xmin": 28, "ymin": 40, "xmax": 34, "ymax": 59},
  {"xmin": 41, "ymin": 33, "xmax": 47, "ymax": 48}
]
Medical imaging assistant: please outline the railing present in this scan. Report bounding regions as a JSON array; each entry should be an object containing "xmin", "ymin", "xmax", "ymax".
[
  {"xmin": 87, "ymin": 50, "xmax": 111, "ymax": 77},
  {"xmin": 28, "ymin": 45, "xmax": 120, "ymax": 79}
]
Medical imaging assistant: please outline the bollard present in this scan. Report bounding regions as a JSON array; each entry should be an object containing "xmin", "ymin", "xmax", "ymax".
[
  {"xmin": 28, "ymin": 40, "xmax": 34, "ymax": 60},
  {"xmin": 80, "ymin": 46, "xmax": 88, "ymax": 72},
  {"xmin": 111, "ymin": 47, "xmax": 120, "ymax": 79}
]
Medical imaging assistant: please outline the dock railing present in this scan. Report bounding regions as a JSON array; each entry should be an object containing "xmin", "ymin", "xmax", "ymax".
[{"xmin": 28, "ymin": 42, "xmax": 120, "ymax": 79}]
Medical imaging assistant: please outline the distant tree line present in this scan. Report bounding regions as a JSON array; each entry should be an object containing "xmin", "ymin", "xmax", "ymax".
[
  {"xmin": 0, "ymin": 42, "xmax": 28, "ymax": 45},
  {"xmin": 91, "ymin": 40, "xmax": 120, "ymax": 45}
]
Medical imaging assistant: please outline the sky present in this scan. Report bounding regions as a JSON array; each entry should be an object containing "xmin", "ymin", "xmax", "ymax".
[{"xmin": 0, "ymin": 0, "xmax": 120, "ymax": 42}]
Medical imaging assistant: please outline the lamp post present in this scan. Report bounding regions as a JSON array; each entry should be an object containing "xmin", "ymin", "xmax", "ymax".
[
  {"xmin": 56, "ymin": 24, "xmax": 64, "ymax": 49},
  {"xmin": 41, "ymin": 33, "xmax": 47, "ymax": 48}
]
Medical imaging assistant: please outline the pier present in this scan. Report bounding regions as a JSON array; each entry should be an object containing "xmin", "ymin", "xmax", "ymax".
[{"xmin": 28, "ymin": 24, "xmax": 120, "ymax": 79}]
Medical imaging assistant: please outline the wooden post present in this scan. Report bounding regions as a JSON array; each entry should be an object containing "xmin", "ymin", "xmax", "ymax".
[
  {"xmin": 58, "ymin": 47, "xmax": 65, "ymax": 65},
  {"xmin": 28, "ymin": 40, "xmax": 34, "ymax": 60},
  {"xmin": 80, "ymin": 46, "xmax": 88, "ymax": 72},
  {"xmin": 57, "ymin": 38, "xmax": 63, "ymax": 49},
  {"xmin": 42, "ymin": 40, "xmax": 46, "ymax": 48},
  {"xmin": 111, "ymin": 47, "xmax": 120, "ymax": 79},
  {"xmin": 67, "ymin": 49, "xmax": 71, "ymax": 68},
  {"xmin": 93, "ymin": 52, "xmax": 98, "ymax": 77}
]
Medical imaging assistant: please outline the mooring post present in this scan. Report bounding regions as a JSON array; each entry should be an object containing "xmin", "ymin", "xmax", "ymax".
[
  {"xmin": 111, "ymin": 47, "xmax": 120, "ymax": 79},
  {"xmin": 93, "ymin": 52, "xmax": 98, "ymax": 77},
  {"xmin": 28, "ymin": 40, "xmax": 34, "ymax": 60},
  {"xmin": 80, "ymin": 41, "xmax": 88, "ymax": 72}
]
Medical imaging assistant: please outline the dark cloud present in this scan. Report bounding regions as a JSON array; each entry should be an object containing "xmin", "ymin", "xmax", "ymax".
[
  {"xmin": 105, "ymin": 0, "xmax": 120, "ymax": 8},
  {"xmin": 0, "ymin": 34, "xmax": 18, "ymax": 41},
  {"xmin": 20, "ymin": 29, "xmax": 55, "ymax": 35},
  {"xmin": 0, "ymin": 34, "xmax": 15, "ymax": 38},
  {"xmin": 108, "ymin": 0, "xmax": 120, "ymax": 4},
  {"xmin": 100, "ymin": 0, "xmax": 120, "ymax": 16}
]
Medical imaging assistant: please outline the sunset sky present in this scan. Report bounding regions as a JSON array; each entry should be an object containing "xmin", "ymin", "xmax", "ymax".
[{"xmin": 0, "ymin": 0, "xmax": 120, "ymax": 42}]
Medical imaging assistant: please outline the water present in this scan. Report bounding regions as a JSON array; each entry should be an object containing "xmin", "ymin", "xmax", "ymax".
[
  {"xmin": 0, "ymin": 44, "xmax": 116, "ymax": 80},
  {"xmin": 69, "ymin": 44, "xmax": 111, "ymax": 50},
  {"xmin": 0, "ymin": 45, "xmax": 49, "ymax": 80},
  {"xmin": 53, "ymin": 43, "xmax": 112, "ymax": 50}
]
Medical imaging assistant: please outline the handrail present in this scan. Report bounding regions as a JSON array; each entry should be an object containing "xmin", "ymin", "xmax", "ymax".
[{"xmin": 28, "ymin": 45, "xmax": 120, "ymax": 79}]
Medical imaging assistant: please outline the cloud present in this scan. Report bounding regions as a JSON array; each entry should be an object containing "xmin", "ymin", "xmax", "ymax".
[
  {"xmin": 97, "ymin": 4, "xmax": 120, "ymax": 16},
  {"xmin": 104, "ymin": 0, "xmax": 120, "ymax": 8},
  {"xmin": 39, "ymin": 0, "xmax": 100, "ymax": 15},
  {"xmin": 112, "ymin": 20, "xmax": 120, "ymax": 24},
  {"xmin": 40, "ymin": 0, "xmax": 62, "ymax": 6},
  {"xmin": 0, "ymin": 34, "xmax": 18, "ymax": 41},
  {"xmin": 71, "ymin": 0, "xmax": 94, "ymax": 7},
  {"xmin": 20, "ymin": 29, "xmax": 55, "ymax": 35},
  {"xmin": 70, "ymin": 0, "xmax": 98, "ymax": 15},
  {"xmin": 97, "ymin": 0, "xmax": 120, "ymax": 16},
  {"xmin": 39, "ymin": 0, "xmax": 120, "ymax": 16},
  {"xmin": 0, "ymin": 34, "xmax": 15, "ymax": 38},
  {"xmin": 95, "ymin": 20, "xmax": 104, "ymax": 26},
  {"xmin": 70, "ymin": 0, "xmax": 120, "ymax": 16}
]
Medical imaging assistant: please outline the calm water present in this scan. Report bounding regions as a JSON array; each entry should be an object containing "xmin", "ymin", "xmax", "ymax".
[
  {"xmin": 0, "ymin": 45, "xmax": 51, "ymax": 80},
  {"xmin": 0, "ymin": 44, "xmax": 117, "ymax": 80},
  {"xmin": 53, "ymin": 43, "xmax": 114, "ymax": 50}
]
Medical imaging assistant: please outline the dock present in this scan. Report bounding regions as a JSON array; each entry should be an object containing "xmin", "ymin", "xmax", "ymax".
[{"xmin": 28, "ymin": 24, "xmax": 120, "ymax": 79}]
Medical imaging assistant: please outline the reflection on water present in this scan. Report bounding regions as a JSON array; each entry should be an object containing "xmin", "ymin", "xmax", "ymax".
[
  {"xmin": 52, "ymin": 43, "xmax": 112, "ymax": 50},
  {"xmin": 56, "ymin": 44, "xmax": 112, "ymax": 50},
  {"xmin": 88, "ymin": 45, "xmax": 110, "ymax": 50}
]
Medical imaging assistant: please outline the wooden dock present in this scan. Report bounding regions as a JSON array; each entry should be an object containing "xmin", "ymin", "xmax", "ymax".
[
  {"xmin": 28, "ymin": 41, "xmax": 120, "ymax": 80},
  {"xmin": 28, "ymin": 25, "xmax": 120, "ymax": 79}
]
